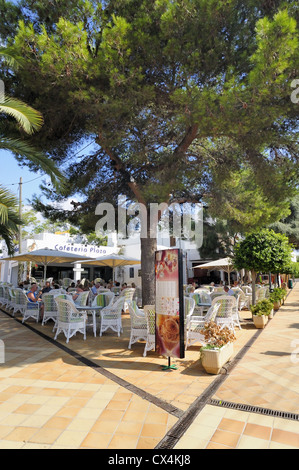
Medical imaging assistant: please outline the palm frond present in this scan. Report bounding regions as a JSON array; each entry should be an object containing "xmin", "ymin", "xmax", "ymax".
[
  {"xmin": 0, "ymin": 47, "xmax": 24, "ymax": 70},
  {"xmin": 0, "ymin": 97, "xmax": 43, "ymax": 135},
  {"xmin": 0, "ymin": 185, "xmax": 22, "ymax": 255},
  {"xmin": 0, "ymin": 186, "xmax": 19, "ymax": 225},
  {"xmin": 0, "ymin": 137, "xmax": 66, "ymax": 189}
]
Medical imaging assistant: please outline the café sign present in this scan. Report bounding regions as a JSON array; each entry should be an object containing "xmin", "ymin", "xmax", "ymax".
[{"xmin": 54, "ymin": 243, "xmax": 114, "ymax": 257}]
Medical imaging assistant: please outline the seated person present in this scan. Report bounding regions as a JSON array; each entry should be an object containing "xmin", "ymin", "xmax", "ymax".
[
  {"xmin": 91, "ymin": 282, "xmax": 101, "ymax": 295},
  {"xmin": 67, "ymin": 282, "xmax": 76, "ymax": 292},
  {"xmin": 224, "ymin": 285, "xmax": 235, "ymax": 296},
  {"xmin": 27, "ymin": 283, "xmax": 44, "ymax": 317},
  {"xmin": 41, "ymin": 281, "xmax": 52, "ymax": 294},
  {"xmin": 72, "ymin": 284, "xmax": 84, "ymax": 301}
]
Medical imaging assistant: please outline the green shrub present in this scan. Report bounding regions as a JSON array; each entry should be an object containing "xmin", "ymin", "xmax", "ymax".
[
  {"xmin": 250, "ymin": 299, "xmax": 274, "ymax": 316},
  {"xmin": 269, "ymin": 287, "xmax": 286, "ymax": 303}
]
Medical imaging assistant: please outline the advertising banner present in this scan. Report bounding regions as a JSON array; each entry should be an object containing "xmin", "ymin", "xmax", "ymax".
[{"xmin": 155, "ymin": 248, "xmax": 184, "ymax": 359}]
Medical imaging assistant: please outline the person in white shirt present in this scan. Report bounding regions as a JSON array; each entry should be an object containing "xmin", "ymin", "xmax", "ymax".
[
  {"xmin": 224, "ymin": 286, "xmax": 234, "ymax": 296},
  {"xmin": 91, "ymin": 282, "xmax": 101, "ymax": 295}
]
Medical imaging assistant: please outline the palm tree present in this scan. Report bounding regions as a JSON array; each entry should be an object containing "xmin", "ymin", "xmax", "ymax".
[
  {"xmin": 0, "ymin": 48, "xmax": 65, "ymax": 188},
  {"xmin": 0, "ymin": 97, "xmax": 64, "ymax": 188},
  {"xmin": 0, "ymin": 185, "xmax": 22, "ymax": 255},
  {"xmin": 0, "ymin": 48, "xmax": 65, "ymax": 252}
]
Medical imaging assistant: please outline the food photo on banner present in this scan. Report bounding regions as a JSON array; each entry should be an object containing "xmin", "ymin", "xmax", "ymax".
[{"xmin": 155, "ymin": 249, "xmax": 185, "ymax": 362}]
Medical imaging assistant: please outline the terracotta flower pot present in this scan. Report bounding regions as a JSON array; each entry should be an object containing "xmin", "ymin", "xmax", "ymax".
[{"xmin": 200, "ymin": 342, "xmax": 234, "ymax": 375}]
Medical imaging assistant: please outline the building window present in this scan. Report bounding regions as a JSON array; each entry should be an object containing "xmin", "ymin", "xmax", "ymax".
[{"xmin": 129, "ymin": 267, "xmax": 134, "ymax": 278}]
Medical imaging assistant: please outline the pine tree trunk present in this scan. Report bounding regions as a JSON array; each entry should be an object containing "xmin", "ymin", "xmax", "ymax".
[
  {"xmin": 140, "ymin": 235, "xmax": 157, "ymax": 307},
  {"xmin": 139, "ymin": 208, "xmax": 158, "ymax": 306}
]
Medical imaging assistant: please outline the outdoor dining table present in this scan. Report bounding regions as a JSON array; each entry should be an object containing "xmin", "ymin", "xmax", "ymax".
[
  {"xmin": 76, "ymin": 305, "xmax": 103, "ymax": 337},
  {"xmin": 196, "ymin": 302, "xmax": 211, "ymax": 314}
]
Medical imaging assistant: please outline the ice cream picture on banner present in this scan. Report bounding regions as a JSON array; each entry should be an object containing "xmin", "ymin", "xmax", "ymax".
[{"xmin": 155, "ymin": 249, "xmax": 184, "ymax": 359}]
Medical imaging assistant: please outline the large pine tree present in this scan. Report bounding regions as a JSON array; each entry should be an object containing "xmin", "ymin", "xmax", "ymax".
[{"xmin": 1, "ymin": 0, "xmax": 298, "ymax": 303}]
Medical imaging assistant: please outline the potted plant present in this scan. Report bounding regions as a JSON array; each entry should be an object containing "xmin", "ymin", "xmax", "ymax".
[
  {"xmin": 250, "ymin": 299, "xmax": 274, "ymax": 327},
  {"xmin": 199, "ymin": 322, "xmax": 236, "ymax": 374},
  {"xmin": 270, "ymin": 288, "xmax": 286, "ymax": 310}
]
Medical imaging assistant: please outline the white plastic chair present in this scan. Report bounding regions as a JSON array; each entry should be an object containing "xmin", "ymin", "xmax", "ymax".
[
  {"xmin": 0, "ymin": 285, "xmax": 5, "ymax": 305},
  {"xmin": 185, "ymin": 303, "xmax": 221, "ymax": 350},
  {"xmin": 128, "ymin": 301, "xmax": 147, "ymax": 350},
  {"xmin": 256, "ymin": 287, "xmax": 268, "ymax": 301},
  {"xmin": 190, "ymin": 291, "xmax": 211, "ymax": 315},
  {"xmin": 92, "ymin": 292, "xmax": 115, "ymax": 308},
  {"xmin": 99, "ymin": 296, "xmax": 125, "ymax": 337},
  {"xmin": 2, "ymin": 286, "xmax": 11, "ymax": 309},
  {"xmin": 42, "ymin": 293, "xmax": 57, "ymax": 325},
  {"xmin": 54, "ymin": 298, "xmax": 87, "ymax": 343},
  {"xmin": 211, "ymin": 295, "xmax": 238, "ymax": 331},
  {"xmin": 184, "ymin": 296, "xmax": 196, "ymax": 320},
  {"xmin": 133, "ymin": 287, "xmax": 142, "ymax": 307},
  {"xmin": 73, "ymin": 291, "xmax": 90, "ymax": 307},
  {"xmin": 61, "ymin": 278, "xmax": 73, "ymax": 289},
  {"xmin": 52, "ymin": 293, "xmax": 74, "ymax": 331},
  {"xmin": 19, "ymin": 291, "xmax": 41, "ymax": 323},
  {"xmin": 7, "ymin": 287, "xmax": 16, "ymax": 313},
  {"xmin": 119, "ymin": 288, "xmax": 135, "ymax": 312},
  {"xmin": 42, "ymin": 292, "xmax": 70, "ymax": 325},
  {"xmin": 143, "ymin": 305, "xmax": 156, "ymax": 357},
  {"xmin": 232, "ymin": 287, "xmax": 250, "ymax": 311}
]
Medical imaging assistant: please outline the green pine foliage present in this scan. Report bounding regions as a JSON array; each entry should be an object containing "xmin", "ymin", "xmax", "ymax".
[{"xmin": 0, "ymin": 1, "xmax": 298, "ymax": 302}]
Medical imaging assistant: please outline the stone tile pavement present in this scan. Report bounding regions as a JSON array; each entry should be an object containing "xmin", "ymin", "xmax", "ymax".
[{"xmin": 0, "ymin": 283, "xmax": 298, "ymax": 449}]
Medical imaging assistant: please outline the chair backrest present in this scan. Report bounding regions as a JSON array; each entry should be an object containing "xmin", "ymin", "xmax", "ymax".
[
  {"xmin": 256, "ymin": 287, "xmax": 268, "ymax": 301},
  {"xmin": 144, "ymin": 305, "xmax": 155, "ymax": 335},
  {"xmin": 241, "ymin": 286, "xmax": 252, "ymax": 295},
  {"xmin": 61, "ymin": 278, "xmax": 73, "ymax": 288},
  {"xmin": 211, "ymin": 295, "xmax": 236, "ymax": 318},
  {"xmin": 119, "ymin": 288, "xmax": 135, "ymax": 301},
  {"xmin": 92, "ymin": 292, "xmax": 115, "ymax": 308},
  {"xmin": 205, "ymin": 303, "xmax": 222, "ymax": 322},
  {"xmin": 42, "ymin": 293, "xmax": 58, "ymax": 312},
  {"xmin": 52, "ymin": 288, "xmax": 67, "ymax": 294},
  {"xmin": 232, "ymin": 287, "xmax": 245, "ymax": 299},
  {"xmin": 213, "ymin": 286, "xmax": 225, "ymax": 292},
  {"xmin": 3, "ymin": 286, "xmax": 10, "ymax": 301},
  {"xmin": 111, "ymin": 286, "xmax": 121, "ymax": 295},
  {"xmin": 9, "ymin": 287, "xmax": 16, "ymax": 300},
  {"xmin": 20, "ymin": 289, "xmax": 31, "ymax": 305},
  {"xmin": 133, "ymin": 286, "xmax": 142, "ymax": 303},
  {"xmin": 55, "ymin": 298, "xmax": 81, "ymax": 322},
  {"xmin": 184, "ymin": 296, "xmax": 195, "ymax": 318},
  {"xmin": 103, "ymin": 296, "xmax": 125, "ymax": 315},
  {"xmin": 194, "ymin": 287, "xmax": 210, "ymax": 294},
  {"xmin": 54, "ymin": 293, "xmax": 74, "ymax": 305},
  {"xmin": 13, "ymin": 288, "xmax": 26, "ymax": 305},
  {"xmin": 210, "ymin": 291, "xmax": 226, "ymax": 301},
  {"xmin": 127, "ymin": 301, "xmax": 145, "ymax": 326},
  {"xmin": 73, "ymin": 291, "xmax": 89, "ymax": 306},
  {"xmin": 191, "ymin": 290, "xmax": 211, "ymax": 305}
]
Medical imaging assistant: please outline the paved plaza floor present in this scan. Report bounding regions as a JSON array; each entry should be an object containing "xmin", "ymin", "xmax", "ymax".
[{"xmin": 0, "ymin": 284, "xmax": 298, "ymax": 449}]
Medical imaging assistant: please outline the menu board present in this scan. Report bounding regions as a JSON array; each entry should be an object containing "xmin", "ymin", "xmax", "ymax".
[{"xmin": 155, "ymin": 249, "xmax": 184, "ymax": 359}]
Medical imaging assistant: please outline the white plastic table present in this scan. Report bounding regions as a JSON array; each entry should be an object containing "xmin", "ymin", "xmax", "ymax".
[{"xmin": 76, "ymin": 305, "xmax": 103, "ymax": 337}]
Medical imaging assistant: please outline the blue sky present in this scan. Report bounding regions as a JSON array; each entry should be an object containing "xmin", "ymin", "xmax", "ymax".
[
  {"xmin": 0, "ymin": 149, "xmax": 46, "ymax": 203},
  {"xmin": 0, "ymin": 137, "xmax": 98, "ymax": 209}
]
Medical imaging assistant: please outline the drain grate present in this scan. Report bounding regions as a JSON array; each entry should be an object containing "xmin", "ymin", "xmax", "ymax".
[{"xmin": 209, "ymin": 399, "xmax": 299, "ymax": 421}]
